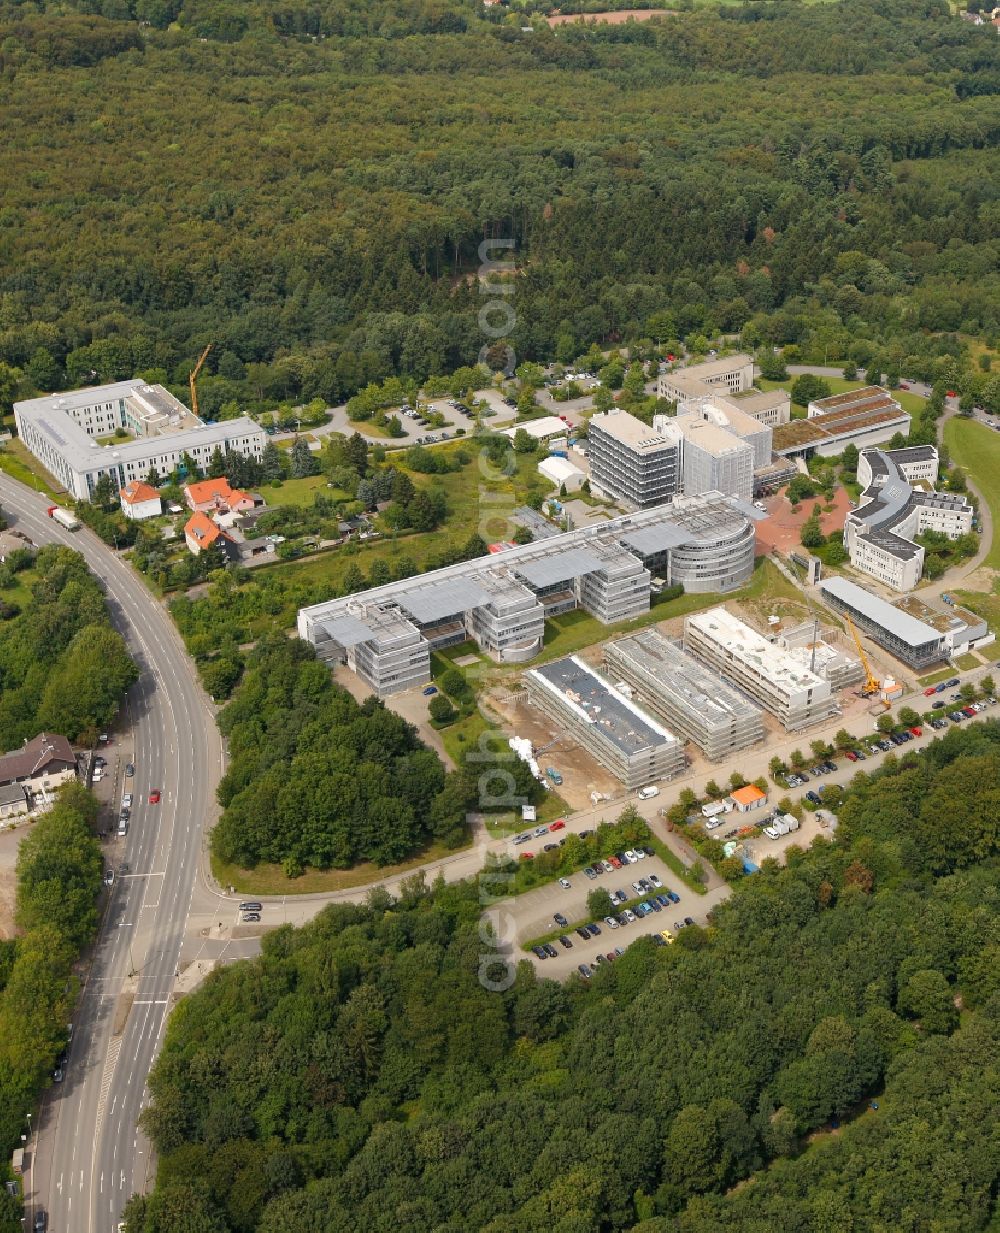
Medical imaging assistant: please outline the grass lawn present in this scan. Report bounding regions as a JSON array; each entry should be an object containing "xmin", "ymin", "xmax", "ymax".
[
  {"xmin": 262, "ymin": 474, "xmax": 333, "ymax": 507},
  {"xmin": 211, "ymin": 837, "xmax": 470, "ymax": 896},
  {"xmin": 978, "ymin": 641, "xmax": 1000, "ymax": 662},
  {"xmin": 537, "ymin": 558, "xmax": 797, "ymax": 663},
  {"xmin": 918, "ymin": 666, "xmax": 955, "ymax": 687},
  {"xmin": 944, "ymin": 417, "xmax": 1000, "ymax": 570},
  {"xmin": 954, "ymin": 651, "xmax": 981, "ymax": 671},
  {"xmin": 0, "ymin": 440, "xmax": 63, "ymax": 498}
]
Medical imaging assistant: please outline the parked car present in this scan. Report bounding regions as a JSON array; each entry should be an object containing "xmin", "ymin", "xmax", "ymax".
[
  {"xmin": 924, "ymin": 685, "xmax": 937, "ymax": 696},
  {"xmin": 909, "ymin": 726, "xmax": 922, "ymax": 737},
  {"xmin": 660, "ymin": 929, "xmax": 674, "ymax": 945},
  {"xmin": 534, "ymin": 826, "xmax": 548, "ymax": 838},
  {"xmin": 604, "ymin": 915, "xmax": 620, "ymax": 930},
  {"xmin": 844, "ymin": 750, "xmax": 858, "ymax": 761},
  {"xmin": 559, "ymin": 935, "xmax": 573, "ymax": 949},
  {"xmin": 646, "ymin": 897, "xmax": 662, "ymax": 912},
  {"xmin": 558, "ymin": 877, "xmax": 571, "ymax": 890},
  {"xmin": 543, "ymin": 943, "xmax": 558, "ymax": 959},
  {"xmin": 806, "ymin": 790, "xmax": 822, "ymax": 805},
  {"xmin": 532, "ymin": 945, "xmax": 547, "ymax": 959},
  {"xmin": 549, "ymin": 819, "xmax": 566, "ymax": 831},
  {"xmin": 542, "ymin": 843, "xmax": 558, "ymax": 852},
  {"xmin": 422, "ymin": 685, "xmax": 437, "ymax": 696},
  {"xmin": 586, "ymin": 922, "xmax": 601, "ymax": 937},
  {"xmin": 577, "ymin": 964, "xmax": 592, "ymax": 979},
  {"xmin": 665, "ymin": 890, "xmax": 680, "ymax": 905},
  {"xmin": 583, "ymin": 865, "xmax": 598, "ymax": 879},
  {"xmin": 125, "ymin": 762, "xmax": 134, "ymax": 777},
  {"xmin": 519, "ymin": 852, "xmax": 534, "ymax": 860},
  {"xmin": 576, "ymin": 927, "xmax": 591, "ymax": 940},
  {"xmin": 648, "ymin": 873, "xmax": 663, "ymax": 888}
]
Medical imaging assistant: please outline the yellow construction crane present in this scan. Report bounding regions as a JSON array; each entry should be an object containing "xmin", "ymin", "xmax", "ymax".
[
  {"xmin": 189, "ymin": 344, "xmax": 212, "ymax": 418},
  {"xmin": 843, "ymin": 612, "xmax": 883, "ymax": 699}
]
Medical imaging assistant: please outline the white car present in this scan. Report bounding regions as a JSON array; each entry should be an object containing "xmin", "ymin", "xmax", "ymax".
[
  {"xmin": 603, "ymin": 916, "xmax": 620, "ymax": 930},
  {"xmin": 631, "ymin": 881, "xmax": 645, "ymax": 894},
  {"xmin": 122, "ymin": 793, "xmax": 132, "ymax": 808},
  {"xmin": 705, "ymin": 818, "xmax": 724, "ymax": 830},
  {"xmin": 558, "ymin": 878, "xmax": 571, "ymax": 890},
  {"xmin": 624, "ymin": 850, "xmax": 639, "ymax": 864},
  {"xmin": 622, "ymin": 909, "xmax": 636, "ymax": 923},
  {"xmin": 648, "ymin": 873, "xmax": 663, "ymax": 888}
]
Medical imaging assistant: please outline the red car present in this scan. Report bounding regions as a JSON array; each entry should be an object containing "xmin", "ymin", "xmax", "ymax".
[
  {"xmin": 519, "ymin": 851, "xmax": 534, "ymax": 860},
  {"xmin": 909, "ymin": 726, "xmax": 922, "ymax": 737},
  {"xmin": 549, "ymin": 819, "xmax": 566, "ymax": 832},
  {"xmin": 924, "ymin": 686, "xmax": 938, "ymax": 696},
  {"xmin": 963, "ymin": 706, "xmax": 976, "ymax": 717},
  {"xmin": 148, "ymin": 790, "xmax": 161, "ymax": 804},
  {"xmin": 899, "ymin": 382, "xmax": 910, "ymax": 390},
  {"xmin": 947, "ymin": 390, "xmax": 957, "ymax": 398},
  {"xmin": 609, "ymin": 856, "xmax": 622, "ymax": 869},
  {"xmin": 844, "ymin": 750, "xmax": 858, "ymax": 762}
]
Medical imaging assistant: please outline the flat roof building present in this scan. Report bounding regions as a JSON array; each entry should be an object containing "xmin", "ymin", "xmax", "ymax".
[
  {"xmin": 524, "ymin": 655, "xmax": 685, "ymax": 788},
  {"xmin": 773, "ymin": 387, "xmax": 910, "ymax": 460},
  {"xmin": 298, "ymin": 495, "xmax": 756, "ymax": 695},
  {"xmin": 657, "ymin": 355, "xmax": 756, "ymax": 403},
  {"xmin": 14, "ymin": 380, "xmax": 266, "ymax": 501},
  {"xmin": 587, "ymin": 410, "xmax": 681, "ymax": 508},
  {"xmin": 604, "ymin": 629, "xmax": 765, "ymax": 761},
  {"xmin": 677, "ymin": 418, "xmax": 754, "ymax": 504},
  {"xmin": 893, "ymin": 594, "xmax": 992, "ymax": 656},
  {"xmin": 819, "ymin": 576, "xmax": 946, "ymax": 670},
  {"xmin": 684, "ymin": 607, "xmax": 838, "ymax": 730},
  {"xmin": 844, "ymin": 447, "xmax": 974, "ymax": 591}
]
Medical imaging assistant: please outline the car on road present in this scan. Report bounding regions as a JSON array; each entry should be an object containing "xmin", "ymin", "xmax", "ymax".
[
  {"xmin": 239, "ymin": 901, "xmax": 262, "ymax": 912},
  {"xmin": 149, "ymin": 789, "xmax": 161, "ymax": 804},
  {"xmin": 241, "ymin": 912, "xmax": 261, "ymax": 923},
  {"xmin": 558, "ymin": 877, "xmax": 571, "ymax": 890},
  {"xmin": 549, "ymin": 819, "xmax": 566, "ymax": 831},
  {"xmin": 553, "ymin": 912, "xmax": 568, "ymax": 927},
  {"xmin": 34, "ymin": 1213, "xmax": 46, "ymax": 1232},
  {"xmin": 558, "ymin": 935, "xmax": 572, "ymax": 948},
  {"xmin": 122, "ymin": 793, "xmax": 132, "ymax": 808}
]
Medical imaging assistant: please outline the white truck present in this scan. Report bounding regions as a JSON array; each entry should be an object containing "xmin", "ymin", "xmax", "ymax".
[
  {"xmin": 637, "ymin": 785, "xmax": 660, "ymax": 800},
  {"xmin": 764, "ymin": 814, "xmax": 800, "ymax": 840},
  {"xmin": 47, "ymin": 505, "xmax": 80, "ymax": 531},
  {"xmin": 701, "ymin": 800, "xmax": 732, "ymax": 820}
]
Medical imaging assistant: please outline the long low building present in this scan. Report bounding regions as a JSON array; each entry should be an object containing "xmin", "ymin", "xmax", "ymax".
[
  {"xmin": 525, "ymin": 655, "xmax": 685, "ymax": 788},
  {"xmin": 298, "ymin": 493, "xmax": 757, "ymax": 696},
  {"xmin": 773, "ymin": 387, "xmax": 910, "ymax": 459},
  {"xmin": 14, "ymin": 380, "xmax": 266, "ymax": 501},
  {"xmin": 819, "ymin": 576, "xmax": 947, "ymax": 670},
  {"xmin": 604, "ymin": 629, "xmax": 765, "ymax": 761},
  {"xmin": 684, "ymin": 607, "xmax": 839, "ymax": 730}
]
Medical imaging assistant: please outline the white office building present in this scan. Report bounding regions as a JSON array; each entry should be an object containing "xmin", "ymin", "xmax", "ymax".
[
  {"xmin": 587, "ymin": 410, "xmax": 681, "ymax": 508},
  {"xmin": 14, "ymin": 380, "xmax": 266, "ymax": 501},
  {"xmin": 684, "ymin": 607, "xmax": 839, "ymax": 730},
  {"xmin": 679, "ymin": 419, "xmax": 754, "ymax": 504},
  {"xmin": 844, "ymin": 446, "xmax": 974, "ymax": 591},
  {"xmin": 657, "ymin": 354, "xmax": 756, "ymax": 402}
]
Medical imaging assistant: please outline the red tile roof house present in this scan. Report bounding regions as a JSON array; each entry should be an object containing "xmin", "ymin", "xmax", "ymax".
[
  {"xmin": 183, "ymin": 477, "xmax": 263, "ymax": 515},
  {"xmin": 184, "ymin": 511, "xmax": 236, "ymax": 556},
  {"xmin": 119, "ymin": 479, "xmax": 162, "ymax": 521}
]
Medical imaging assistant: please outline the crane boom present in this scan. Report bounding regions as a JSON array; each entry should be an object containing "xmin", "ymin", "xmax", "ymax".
[
  {"xmin": 843, "ymin": 612, "xmax": 881, "ymax": 697},
  {"xmin": 189, "ymin": 344, "xmax": 212, "ymax": 418}
]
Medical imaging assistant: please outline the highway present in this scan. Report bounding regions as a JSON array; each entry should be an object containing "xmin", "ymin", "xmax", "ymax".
[{"xmin": 0, "ymin": 477, "xmax": 224, "ymax": 1233}]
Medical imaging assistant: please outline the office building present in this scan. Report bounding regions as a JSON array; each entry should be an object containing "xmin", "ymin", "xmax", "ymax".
[
  {"xmin": 684, "ymin": 607, "xmax": 838, "ymax": 730},
  {"xmin": 298, "ymin": 495, "xmax": 756, "ymax": 695},
  {"xmin": 844, "ymin": 447, "xmax": 974, "ymax": 591},
  {"xmin": 678, "ymin": 419, "xmax": 754, "ymax": 503},
  {"xmin": 524, "ymin": 655, "xmax": 685, "ymax": 788},
  {"xmin": 14, "ymin": 380, "xmax": 266, "ymax": 501},
  {"xmin": 604, "ymin": 629, "xmax": 765, "ymax": 760},
  {"xmin": 773, "ymin": 387, "xmax": 910, "ymax": 459},
  {"xmin": 820, "ymin": 576, "xmax": 946, "ymax": 670},
  {"xmin": 657, "ymin": 354, "xmax": 756, "ymax": 402},
  {"xmin": 893, "ymin": 594, "xmax": 992, "ymax": 657},
  {"xmin": 587, "ymin": 410, "xmax": 681, "ymax": 508}
]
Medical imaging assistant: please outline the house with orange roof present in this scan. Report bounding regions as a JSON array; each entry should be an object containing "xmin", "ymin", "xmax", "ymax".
[
  {"xmin": 730, "ymin": 784, "xmax": 767, "ymax": 813},
  {"xmin": 183, "ymin": 476, "xmax": 264, "ymax": 517},
  {"xmin": 119, "ymin": 479, "xmax": 162, "ymax": 521},
  {"xmin": 184, "ymin": 511, "xmax": 234, "ymax": 556}
]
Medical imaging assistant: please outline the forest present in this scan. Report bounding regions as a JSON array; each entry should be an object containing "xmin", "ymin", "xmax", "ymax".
[
  {"xmin": 0, "ymin": 0, "xmax": 999, "ymax": 423},
  {"xmin": 211, "ymin": 635, "xmax": 474, "ymax": 872},
  {"xmin": 129, "ymin": 719, "xmax": 1000, "ymax": 1232},
  {"xmin": 0, "ymin": 543, "xmax": 138, "ymax": 746}
]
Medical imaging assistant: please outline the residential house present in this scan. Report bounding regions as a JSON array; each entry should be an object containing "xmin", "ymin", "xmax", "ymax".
[
  {"xmin": 0, "ymin": 733, "xmax": 77, "ymax": 807},
  {"xmin": 0, "ymin": 784, "xmax": 29, "ymax": 820},
  {"xmin": 119, "ymin": 480, "xmax": 163, "ymax": 521},
  {"xmin": 184, "ymin": 511, "xmax": 234, "ymax": 556}
]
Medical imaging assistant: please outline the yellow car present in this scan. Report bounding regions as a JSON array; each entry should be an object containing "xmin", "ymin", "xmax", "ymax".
[{"xmin": 660, "ymin": 929, "xmax": 674, "ymax": 945}]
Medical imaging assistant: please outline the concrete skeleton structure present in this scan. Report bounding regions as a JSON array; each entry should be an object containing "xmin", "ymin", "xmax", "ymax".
[
  {"xmin": 684, "ymin": 607, "xmax": 839, "ymax": 730},
  {"xmin": 819, "ymin": 576, "xmax": 947, "ymax": 670},
  {"xmin": 603, "ymin": 628, "xmax": 765, "ymax": 761},
  {"xmin": 298, "ymin": 494, "xmax": 757, "ymax": 696},
  {"xmin": 777, "ymin": 621, "xmax": 866, "ymax": 691},
  {"xmin": 524, "ymin": 654, "xmax": 685, "ymax": 788},
  {"xmin": 14, "ymin": 380, "xmax": 266, "ymax": 501},
  {"xmin": 843, "ymin": 446, "xmax": 975, "ymax": 591}
]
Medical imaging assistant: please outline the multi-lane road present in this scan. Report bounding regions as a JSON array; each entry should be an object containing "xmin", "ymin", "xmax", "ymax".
[{"xmin": 0, "ymin": 477, "xmax": 224, "ymax": 1233}]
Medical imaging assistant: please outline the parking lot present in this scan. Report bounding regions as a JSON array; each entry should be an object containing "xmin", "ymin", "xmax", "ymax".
[{"xmin": 496, "ymin": 849, "xmax": 730, "ymax": 980}]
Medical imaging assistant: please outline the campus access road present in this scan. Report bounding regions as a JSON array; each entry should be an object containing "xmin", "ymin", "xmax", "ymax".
[{"xmin": 0, "ymin": 477, "xmax": 224, "ymax": 1233}]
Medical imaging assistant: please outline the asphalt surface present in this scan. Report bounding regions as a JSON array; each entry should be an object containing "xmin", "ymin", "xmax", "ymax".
[{"xmin": 0, "ymin": 478, "xmax": 224, "ymax": 1233}]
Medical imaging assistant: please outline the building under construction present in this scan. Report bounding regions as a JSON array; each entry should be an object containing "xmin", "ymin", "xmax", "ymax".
[
  {"xmin": 524, "ymin": 655, "xmax": 685, "ymax": 788},
  {"xmin": 778, "ymin": 621, "xmax": 865, "ymax": 691},
  {"xmin": 604, "ymin": 629, "xmax": 765, "ymax": 761}
]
